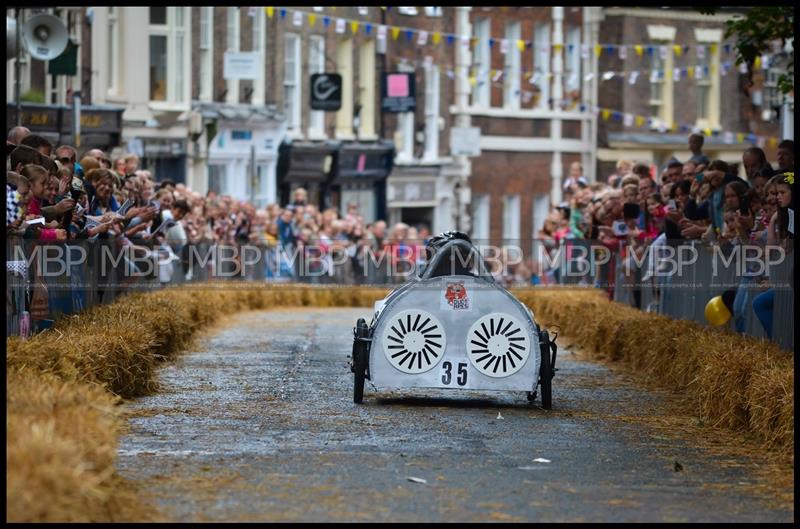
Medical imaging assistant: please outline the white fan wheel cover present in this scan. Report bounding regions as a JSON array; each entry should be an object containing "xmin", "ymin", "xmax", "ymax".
[
  {"xmin": 466, "ymin": 313, "xmax": 530, "ymax": 378},
  {"xmin": 382, "ymin": 310, "xmax": 446, "ymax": 374}
]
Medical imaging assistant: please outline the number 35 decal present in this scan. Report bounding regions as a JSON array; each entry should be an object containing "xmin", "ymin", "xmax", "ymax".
[{"xmin": 441, "ymin": 361, "xmax": 468, "ymax": 386}]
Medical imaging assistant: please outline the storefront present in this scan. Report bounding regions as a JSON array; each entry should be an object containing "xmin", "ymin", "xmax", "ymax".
[
  {"xmin": 386, "ymin": 158, "xmax": 459, "ymax": 234},
  {"xmin": 276, "ymin": 140, "xmax": 340, "ymax": 209},
  {"xmin": 330, "ymin": 141, "xmax": 394, "ymax": 224},
  {"xmin": 198, "ymin": 103, "xmax": 286, "ymax": 206},
  {"xmin": 141, "ymin": 138, "xmax": 188, "ymax": 184},
  {"xmin": 6, "ymin": 102, "xmax": 124, "ymax": 152}
]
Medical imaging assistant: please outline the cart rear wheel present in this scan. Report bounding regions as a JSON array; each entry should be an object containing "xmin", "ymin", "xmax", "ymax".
[
  {"xmin": 353, "ymin": 318, "xmax": 369, "ymax": 404},
  {"xmin": 539, "ymin": 338, "xmax": 552, "ymax": 410}
]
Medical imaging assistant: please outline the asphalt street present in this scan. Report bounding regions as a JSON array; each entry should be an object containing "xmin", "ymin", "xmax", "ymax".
[{"xmin": 116, "ymin": 308, "xmax": 793, "ymax": 522}]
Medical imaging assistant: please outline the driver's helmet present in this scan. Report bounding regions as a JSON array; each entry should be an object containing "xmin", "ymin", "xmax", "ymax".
[{"xmin": 423, "ymin": 231, "xmax": 475, "ymax": 276}]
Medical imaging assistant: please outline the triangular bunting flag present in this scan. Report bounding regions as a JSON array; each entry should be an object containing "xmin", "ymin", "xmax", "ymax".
[
  {"xmin": 350, "ymin": 21, "xmax": 359, "ymax": 34},
  {"xmin": 635, "ymin": 45, "xmax": 643, "ymax": 57},
  {"xmin": 266, "ymin": 6, "xmax": 274, "ymax": 18},
  {"xmin": 433, "ymin": 32, "xmax": 441, "ymax": 45},
  {"xmin": 518, "ymin": 40, "xmax": 526, "ymax": 52},
  {"xmin": 500, "ymin": 39, "xmax": 509, "ymax": 54},
  {"xmin": 309, "ymin": 14, "xmax": 316, "ymax": 27},
  {"xmin": 392, "ymin": 27, "xmax": 401, "ymax": 40}
]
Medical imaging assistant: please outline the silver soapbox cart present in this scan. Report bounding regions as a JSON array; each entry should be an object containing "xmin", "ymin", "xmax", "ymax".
[{"xmin": 350, "ymin": 232, "xmax": 557, "ymax": 408}]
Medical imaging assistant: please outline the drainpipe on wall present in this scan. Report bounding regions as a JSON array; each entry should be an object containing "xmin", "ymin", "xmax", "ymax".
[
  {"xmin": 450, "ymin": 6, "xmax": 473, "ymax": 236},
  {"xmin": 550, "ymin": 7, "xmax": 564, "ymax": 206}
]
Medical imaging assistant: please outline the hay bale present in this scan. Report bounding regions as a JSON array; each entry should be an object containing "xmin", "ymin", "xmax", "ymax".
[
  {"xmin": 6, "ymin": 370, "xmax": 152, "ymax": 522},
  {"xmin": 517, "ymin": 287, "xmax": 794, "ymax": 456}
]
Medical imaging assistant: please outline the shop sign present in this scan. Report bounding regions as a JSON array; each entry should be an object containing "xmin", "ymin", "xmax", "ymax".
[
  {"xmin": 381, "ymin": 72, "xmax": 416, "ymax": 113},
  {"xmin": 310, "ymin": 73, "xmax": 342, "ymax": 111}
]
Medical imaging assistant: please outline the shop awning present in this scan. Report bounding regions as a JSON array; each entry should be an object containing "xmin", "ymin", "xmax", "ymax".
[
  {"xmin": 277, "ymin": 140, "xmax": 340, "ymax": 184},
  {"xmin": 6, "ymin": 102, "xmax": 124, "ymax": 151}
]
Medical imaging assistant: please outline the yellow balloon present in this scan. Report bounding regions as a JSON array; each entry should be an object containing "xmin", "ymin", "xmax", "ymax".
[{"xmin": 705, "ymin": 296, "xmax": 732, "ymax": 326}]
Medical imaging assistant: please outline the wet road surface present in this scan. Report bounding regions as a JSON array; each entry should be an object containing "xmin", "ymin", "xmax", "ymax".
[{"xmin": 117, "ymin": 308, "xmax": 793, "ymax": 522}]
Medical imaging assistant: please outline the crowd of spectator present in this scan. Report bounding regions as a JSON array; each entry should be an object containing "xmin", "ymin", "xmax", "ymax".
[
  {"xmin": 5, "ymin": 125, "xmax": 443, "ymax": 290},
  {"xmin": 534, "ymin": 133, "xmax": 794, "ymax": 339},
  {"xmin": 5, "ymin": 125, "xmax": 794, "ymax": 339}
]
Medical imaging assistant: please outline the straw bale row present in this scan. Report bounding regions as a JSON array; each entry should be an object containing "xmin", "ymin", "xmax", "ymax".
[
  {"xmin": 7, "ymin": 284, "xmax": 791, "ymax": 521},
  {"xmin": 6, "ymin": 284, "xmax": 389, "ymax": 521},
  {"xmin": 512, "ymin": 287, "xmax": 794, "ymax": 456}
]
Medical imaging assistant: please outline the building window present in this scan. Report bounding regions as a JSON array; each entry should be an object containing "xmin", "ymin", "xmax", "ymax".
[
  {"xmin": 424, "ymin": 6, "xmax": 443, "ymax": 17},
  {"xmin": 335, "ymin": 37, "xmax": 354, "ymax": 139},
  {"xmin": 358, "ymin": 39, "xmax": 376, "ymax": 139},
  {"xmin": 648, "ymin": 44, "xmax": 674, "ymax": 128},
  {"xmin": 504, "ymin": 22, "xmax": 521, "ymax": 109},
  {"xmin": 107, "ymin": 7, "xmax": 119, "ymax": 95},
  {"xmin": 696, "ymin": 48, "xmax": 711, "ymax": 122},
  {"xmin": 150, "ymin": 7, "xmax": 167, "ymax": 25},
  {"xmin": 199, "ymin": 7, "xmax": 213, "ymax": 102},
  {"xmin": 564, "ymin": 26, "xmax": 581, "ymax": 95},
  {"xmin": 251, "ymin": 7, "xmax": 266, "ymax": 105},
  {"xmin": 208, "ymin": 164, "xmax": 228, "ymax": 195},
  {"xmin": 423, "ymin": 63, "xmax": 440, "ymax": 161},
  {"xmin": 148, "ymin": 7, "xmax": 190, "ymax": 107},
  {"xmin": 395, "ymin": 64, "xmax": 415, "ymax": 161},
  {"xmin": 693, "ymin": 28, "xmax": 722, "ymax": 128},
  {"xmin": 397, "ymin": 7, "xmax": 418, "ymax": 16},
  {"xmin": 308, "ymin": 35, "xmax": 326, "ymax": 138},
  {"xmin": 472, "ymin": 194, "xmax": 490, "ymax": 243},
  {"xmin": 502, "ymin": 195, "xmax": 520, "ymax": 245},
  {"xmin": 534, "ymin": 22, "xmax": 551, "ymax": 109},
  {"xmin": 763, "ymin": 67, "xmax": 782, "ymax": 111},
  {"xmin": 149, "ymin": 35, "xmax": 168, "ymax": 101},
  {"xmin": 226, "ymin": 7, "xmax": 240, "ymax": 104},
  {"xmin": 283, "ymin": 33, "xmax": 301, "ymax": 132},
  {"xmin": 472, "ymin": 18, "xmax": 490, "ymax": 108}
]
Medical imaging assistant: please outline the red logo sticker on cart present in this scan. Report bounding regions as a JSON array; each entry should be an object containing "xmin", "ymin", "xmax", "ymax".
[{"xmin": 443, "ymin": 281, "xmax": 470, "ymax": 310}]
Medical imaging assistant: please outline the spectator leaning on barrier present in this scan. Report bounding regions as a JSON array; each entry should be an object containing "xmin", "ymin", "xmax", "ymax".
[
  {"xmin": 752, "ymin": 172, "xmax": 794, "ymax": 339},
  {"xmin": 742, "ymin": 146, "xmax": 770, "ymax": 180}
]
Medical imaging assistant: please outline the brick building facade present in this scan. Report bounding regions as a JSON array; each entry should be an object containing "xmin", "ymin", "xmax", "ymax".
[{"xmin": 595, "ymin": 7, "xmax": 783, "ymax": 181}]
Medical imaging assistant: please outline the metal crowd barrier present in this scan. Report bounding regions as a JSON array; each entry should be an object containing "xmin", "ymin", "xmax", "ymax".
[
  {"xmin": 547, "ymin": 238, "xmax": 794, "ymax": 351},
  {"xmin": 9, "ymin": 234, "xmax": 792, "ymax": 352}
]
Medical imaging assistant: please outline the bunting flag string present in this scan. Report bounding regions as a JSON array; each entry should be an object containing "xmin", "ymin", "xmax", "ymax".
[
  {"xmin": 265, "ymin": 7, "xmax": 778, "ymax": 147},
  {"xmin": 421, "ymin": 59, "xmax": 778, "ymax": 146},
  {"xmin": 266, "ymin": 7, "xmax": 749, "ymax": 62}
]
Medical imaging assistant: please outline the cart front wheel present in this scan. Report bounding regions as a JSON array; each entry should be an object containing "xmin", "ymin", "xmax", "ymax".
[
  {"xmin": 539, "ymin": 338, "xmax": 553, "ymax": 410},
  {"xmin": 353, "ymin": 318, "xmax": 369, "ymax": 404}
]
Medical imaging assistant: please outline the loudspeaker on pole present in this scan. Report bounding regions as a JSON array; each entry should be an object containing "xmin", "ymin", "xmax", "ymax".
[{"xmin": 21, "ymin": 13, "xmax": 68, "ymax": 61}]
